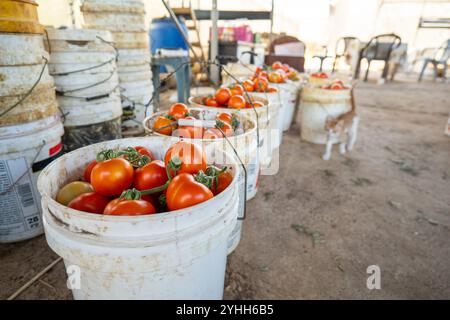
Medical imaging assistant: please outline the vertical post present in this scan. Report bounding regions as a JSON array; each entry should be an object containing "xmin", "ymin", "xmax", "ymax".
[
  {"xmin": 269, "ymin": 0, "xmax": 274, "ymax": 43},
  {"xmin": 210, "ymin": 0, "xmax": 219, "ymax": 84}
]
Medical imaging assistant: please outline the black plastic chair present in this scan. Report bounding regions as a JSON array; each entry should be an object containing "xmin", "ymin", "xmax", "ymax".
[
  {"xmin": 355, "ymin": 33, "xmax": 402, "ymax": 81},
  {"xmin": 312, "ymin": 46, "xmax": 333, "ymax": 72},
  {"xmin": 332, "ymin": 36, "xmax": 359, "ymax": 72},
  {"xmin": 418, "ymin": 39, "xmax": 450, "ymax": 81}
]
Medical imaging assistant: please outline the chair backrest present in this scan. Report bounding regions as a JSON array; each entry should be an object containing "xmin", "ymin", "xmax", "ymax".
[
  {"xmin": 362, "ymin": 33, "xmax": 402, "ymax": 60},
  {"xmin": 335, "ymin": 36, "xmax": 359, "ymax": 56},
  {"xmin": 268, "ymin": 35, "xmax": 306, "ymax": 54},
  {"xmin": 434, "ymin": 39, "xmax": 450, "ymax": 63}
]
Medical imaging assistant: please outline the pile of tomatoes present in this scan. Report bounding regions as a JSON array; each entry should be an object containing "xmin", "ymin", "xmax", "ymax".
[
  {"xmin": 198, "ymin": 84, "xmax": 264, "ymax": 109},
  {"xmin": 56, "ymin": 141, "xmax": 233, "ymax": 216},
  {"xmin": 311, "ymin": 72, "xmax": 329, "ymax": 79},
  {"xmin": 152, "ymin": 102, "xmax": 240, "ymax": 139},
  {"xmin": 321, "ymin": 79, "xmax": 348, "ymax": 90}
]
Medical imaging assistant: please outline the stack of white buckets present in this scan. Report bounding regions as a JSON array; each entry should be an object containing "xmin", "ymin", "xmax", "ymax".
[
  {"xmin": 80, "ymin": 0, "xmax": 154, "ymax": 136},
  {"xmin": 0, "ymin": 29, "xmax": 64, "ymax": 243},
  {"xmin": 46, "ymin": 28, "xmax": 122, "ymax": 151}
]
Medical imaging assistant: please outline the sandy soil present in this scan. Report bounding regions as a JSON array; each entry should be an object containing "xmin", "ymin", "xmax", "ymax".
[{"xmin": 1, "ymin": 75, "xmax": 449, "ymax": 300}]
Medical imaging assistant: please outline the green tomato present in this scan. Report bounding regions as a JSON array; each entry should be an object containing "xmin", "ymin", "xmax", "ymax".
[{"xmin": 56, "ymin": 181, "xmax": 94, "ymax": 206}]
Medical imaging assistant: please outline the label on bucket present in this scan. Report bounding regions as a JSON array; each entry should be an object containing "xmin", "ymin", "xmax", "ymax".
[{"xmin": 0, "ymin": 158, "xmax": 41, "ymax": 240}]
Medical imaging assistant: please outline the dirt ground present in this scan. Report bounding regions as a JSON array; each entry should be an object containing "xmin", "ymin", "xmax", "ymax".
[{"xmin": 1, "ymin": 74, "xmax": 449, "ymax": 300}]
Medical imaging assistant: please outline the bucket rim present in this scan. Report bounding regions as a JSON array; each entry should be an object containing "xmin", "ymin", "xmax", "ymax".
[{"xmin": 37, "ymin": 136, "xmax": 240, "ymax": 223}]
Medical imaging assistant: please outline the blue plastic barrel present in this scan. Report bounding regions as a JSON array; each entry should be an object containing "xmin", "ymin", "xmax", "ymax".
[{"xmin": 149, "ymin": 17, "xmax": 189, "ymax": 53}]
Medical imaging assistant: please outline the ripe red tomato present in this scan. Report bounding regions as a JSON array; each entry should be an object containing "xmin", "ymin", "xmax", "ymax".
[
  {"xmin": 330, "ymin": 83, "xmax": 344, "ymax": 90},
  {"xmin": 103, "ymin": 199, "xmax": 155, "ymax": 216},
  {"xmin": 205, "ymin": 97, "xmax": 219, "ymax": 107},
  {"xmin": 216, "ymin": 112, "xmax": 233, "ymax": 125},
  {"xmin": 272, "ymin": 61, "xmax": 283, "ymax": 70},
  {"xmin": 169, "ymin": 103, "xmax": 189, "ymax": 120},
  {"xmin": 227, "ymin": 95, "xmax": 246, "ymax": 109},
  {"xmin": 68, "ymin": 192, "xmax": 110, "ymax": 214},
  {"xmin": 242, "ymin": 79, "xmax": 254, "ymax": 92},
  {"xmin": 267, "ymin": 86, "xmax": 279, "ymax": 93},
  {"xmin": 134, "ymin": 146, "xmax": 155, "ymax": 161},
  {"xmin": 254, "ymin": 76, "xmax": 269, "ymax": 92},
  {"xmin": 177, "ymin": 116, "xmax": 204, "ymax": 139},
  {"xmin": 230, "ymin": 84, "xmax": 244, "ymax": 96},
  {"xmin": 166, "ymin": 173, "xmax": 213, "ymax": 211},
  {"xmin": 215, "ymin": 87, "xmax": 232, "ymax": 106},
  {"xmin": 255, "ymin": 66, "xmax": 263, "ymax": 75},
  {"xmin": 153, "ymin": 115, "xmax": 176, "ymax": 136},
  {"xmin": 211, "ymin": 171, "xmax": 233, "ymax": 195},
  {"xmin": 268, "ymin": 72, "xmax": 284, "ymax": 83},
  {"xmin": 83, "ymin": 160, "xmax": 97, "ymax": 182},
  {"xmin": 91, "ymin": 158, "xmax": 134, "ymax": 197},
  {"xmin": 247, "ymin": 101, "xmax": 264, "ymax": 108},
  {"xmin": 164, "ymin": 141, "xmax": 207, "ymax": 176},
  {"xmin": 215, "ymin": 121, "xmax": 234, "ymax": 137},
  {"xmin": 134, "ymin": 160, "xmax": 168, "ymax": 191}
]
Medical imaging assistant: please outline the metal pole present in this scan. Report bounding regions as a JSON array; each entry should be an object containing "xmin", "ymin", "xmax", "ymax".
[
  {"xmin": 269, "ymin": 0, "xmax": 274, "ymax": 43},
  {"xmin": 210, "ymin": 0, "xmax": 219, "ymax": 84},
  {"xmin": 161, "ymin": 0, "xmax": 199, "ymax": 60}
]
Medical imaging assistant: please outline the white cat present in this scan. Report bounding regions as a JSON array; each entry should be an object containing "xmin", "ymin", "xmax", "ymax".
[{"xmin": 322, "ymin": 88, "xmax": 360, "ymax": 161}]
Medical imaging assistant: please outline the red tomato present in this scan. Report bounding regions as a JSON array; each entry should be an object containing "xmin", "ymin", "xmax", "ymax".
[
  {"xmin": 134, "ymin": 146, "xmax": 155, "ymax": 161},
  {"xmin": 259, "ymin": 71, "xmax": 268, "ymax": 79},
  {"xmin": 83, "ymin": 160, "xmax": 97, "ymax": 182},
  {"xmin": 230, "ymin": 84, "xmax": 244, "ymax": 96},
  {"xmin": 242, "ymin": 79, "xmax": 254, "ymax": 93},
  {"xmin": 211, "ymin": 171, "xmax": 233, "ymax": 195},
  {"xmin": 68, "ymin": 192, "xmax": 110, "ymax": 214},
  {"xmin": 103, "ymin": 199, "xmax": 155, "ymax": 216},
  {"xmin": 177, "ymin": 116, "xmax": 204, "ymax": 139},
  {"xmin": 169, "ymin": 103, "xmax": 189, "ymax": 120},
  {"xmin": 268, "ymin": 72, "xmax": 284, "ymax": 83},
  {"xmin": 205, "ymin": 97, "xmax": 219, "ymax": 107},
  {"xmin": 267, "ymin": 86, "xmax": 279, "ymax": 93},
  {"xmin": 215, "ymin": 87, "xmax": 232, "ymax": 106},
  {"xmin": 134, "ymin": 160, "xmax": 168, "ymax": 191},
  {"xmin": 153, "ymin": 115, "xmax": 176, "ymax": 136},
  {"xmin": 215, "ymin": 121, "xmax": 234, "ymax": 137},
  {"xmin": 255, "ymin": 66, "xmax": 263, "ymax": 75},
  {"xmin": 254, "ymin": 76, "xmax": 269, "ymax": 92},
  {"xmin": 164, "ymin": 141, "xmax": 207, "ymax": 176},
  {"xmin": 272, "ymin": 61, "xmax": 283, "ymax": 70},
  {"xmin": 216, "ymin": 112, "xmax": 233, "ymax": 125},
  {"xmin": 227, "ymin": 95, "xmax": 246, "ymax": 109},
  {"xmin": 330, "ymin": 83, "xmax": 344, "ymax": 90},
  {"xmin": 166, "ymin": 173, "xmax": 213, "ymax": 211},
  {"xmin": 248, "ymin": 101, "xmax": 264, "ymax": 108},
  {"xmin": 91, "ymin": 158, "xmax": 134, "ymax": 197}
]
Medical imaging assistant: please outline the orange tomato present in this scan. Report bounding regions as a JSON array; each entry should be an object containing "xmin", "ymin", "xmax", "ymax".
[
  {"xmin": 211, "ymin": 171, "xmax": 233, "ymax": 195},
  {"xmin": 177, "ymin": 116, "xmax": 204, "ymax": 139},
  {"xmin": 254, "ymin": 76, "xmax": 269, "ymax": 92},
  {"xmin": 164, "ymin": 141, "xmax": 207, "ymax": 176},
  {"xmin": 215, "ymin": 121, "xmax": 234, "ymax": 137},
  {"xmin": 216, "ymin": 112, "xmax": 233, "ymax": 125},
  {"xmin": 169, "ymin": 103, "xmax": 189, "ymax": 120},
  {"xmin": 230, "ymin": 84, "xmax": 244, "ymax": 96},
  {"xmin": 153, "ymin": 115, "xmax": 176, "ymax": 136},
  {"xmin": 268, "ymin": 71, "xmax": 284, "ymax": 83},
  {"xmin": 215, "ymin": 87, "xmax": 232, "ymax": 106},
  {"xmin": 227, "ymin": 95, "xmax": 246, "ymax": 109},
  {"xmin": 205, "ymin": 97, "xmax": 219, "ymax": 107},
  {"xmin": 272, "ymin": 61, "xmax": 283, "ymax": 70},
  {"xmin": 242, "ymin": 79, "xmax": 254, "ymax": 92},
  {"xmin": 267, "ymin": 86, "xmax": 279, "ymax": 93}
]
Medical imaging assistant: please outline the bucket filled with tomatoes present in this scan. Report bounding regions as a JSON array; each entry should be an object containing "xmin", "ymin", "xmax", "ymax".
[
  {"xmin": 144, "ymin": 104, "xmax": 260, "ymax": 200},
  {"xmin": 144, "ymin": 105, "xmax": 260, "ymax": 254},
  {"xmin": 37, "ymin": 137, "xmax": 240, "ymax": 299},
  {"xmin": 300, "ymin": 80, "xmax": 352, "ymax": 144},
  {"xmin": 188, "ymin": 91, "xmax": 276, "ymax": 170}
]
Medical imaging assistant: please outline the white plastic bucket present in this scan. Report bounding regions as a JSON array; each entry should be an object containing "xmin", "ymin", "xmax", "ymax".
[
  {"xmin": 0, "ymin": 63, "xmax": 54, "ymax": 96},
  {"xmin": 274, "ymin": 81, "xmax": 299, "ymax": 131},
  {"xmin": 111, "ymin": 31, "xmax": 149, "ymax": 49},
  {"xmin": 300, "ymin": 86, "xmax": 352, "ymax": 144},
  {"xmin": 37, "ymin": 137, "xmax": 239, "ymax": 299},
  {"xmin": 82, "ymin": 12, "xmax": 146, "ymax": 32},
  {"xmin": 0, "ymin": 33, "xmax": 48, "ymax": 66},
  {"xmin": 188, "ymin": 95, "xmax": 275, "ymax": 170},
  {"xmin": 81, "ymin": 0, "xmax": 146, "ymax": 14},
  {"xmin": 0, "ymin": 115, "xmax": 64, "ymax": 243},
  {"xmin": 117, "ymin": 48, "xmax": 150, "ymax": 66}
]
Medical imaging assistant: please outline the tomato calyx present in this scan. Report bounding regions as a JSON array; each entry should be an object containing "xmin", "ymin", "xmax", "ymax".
[
  {"xmin": 96, "ymin": 147, "xmax": 151, "ymax": 168},
  {"xmin": 194, "ymin": 165, "xmax": 227, "ymax": 193},
  {"xmin": 231, "ymin": 115, "xmax": 239, "ymax": 131}
]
